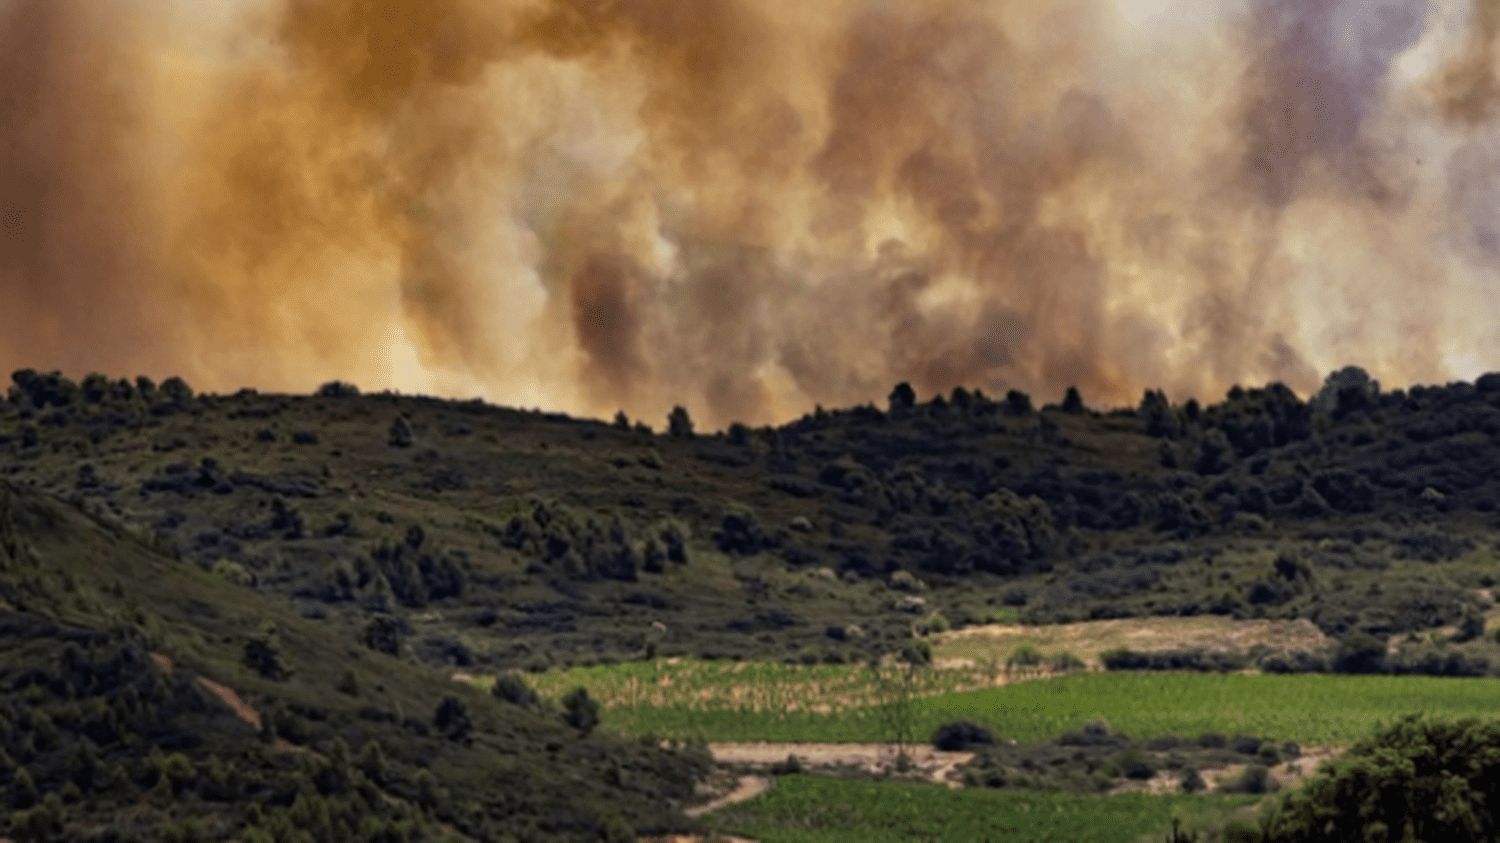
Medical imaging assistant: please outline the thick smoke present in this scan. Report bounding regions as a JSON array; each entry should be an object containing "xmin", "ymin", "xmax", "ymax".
[{"xmin": 1, "ymin": 0, "xmax": 1497, "ymax": 426}]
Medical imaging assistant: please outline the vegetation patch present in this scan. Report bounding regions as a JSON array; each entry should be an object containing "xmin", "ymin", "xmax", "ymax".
[{"xmin": 708, "ymin": 774, "xmax": 1255, "ymax": 843}]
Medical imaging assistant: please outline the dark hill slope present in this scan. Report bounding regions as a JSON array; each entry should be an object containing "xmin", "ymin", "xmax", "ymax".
[
  {"xmin": 2, "ymin": 369, "xmax": 1500, "ymax": 672},
  {"xmin": 0, "ymin": 486, "xmax": 706, "ymax": 841}
]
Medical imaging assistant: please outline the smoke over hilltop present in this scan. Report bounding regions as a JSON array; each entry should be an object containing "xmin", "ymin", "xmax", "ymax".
[{"xmin": 1, "ymin": 0, "xmax": 1497, "ymax": 427}]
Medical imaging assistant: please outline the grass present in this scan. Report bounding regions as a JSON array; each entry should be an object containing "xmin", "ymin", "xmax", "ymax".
[
  {"xmin": 506, "ymin": 664, "xmax": 1500, "ymax": 744},
  {"xmin": 497, "ymin": 658, "xmax": 1031, "ymax": 714},
  {"xmin": 709, "ymin": 775, "xmax": 1255, "ymax": 843}
]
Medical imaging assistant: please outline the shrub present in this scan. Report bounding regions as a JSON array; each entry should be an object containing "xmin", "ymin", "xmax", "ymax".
[
  {"xmin": 1100, "ymin": 648, "xmax": 1248, "ymax": 672},
  {"xmin": 562, "ymin": 687, "xmax": 600, "ymax": 735},
  {"xmin": 1048, "ymin": 651, "xmax": 1086, "ymax": 672},
  {"xmin": 770, "ymin": 754, "xmax": 804, "ymax": 775},
  {"xmin": 1179, "ymin": 767, "xmax": 1206, "ymax": 793},
  {"xmin": 212, "ymin": 559, "xmax": 257, "ymax": 588},
  {"xmin": 1006, "ymin": 645, "xmax": 1045, "ymax": 671},
  {"xmin": 1114, "ymin": 747, "xmax": 1157, "ymax": 780},
  {"xmin": 315, "ymin": 381, "xmax": 360, "ymax": 397},
  {"xmin": 387, "ymin": 416, "xmax": 415, "ymax": 448},
  {"xmin": 1331, "ymin": 634, "xmax": 1386, "ymax": 674},
  {"xmin": 242, "ymin": 623, "xmax": 290, "ymax": 680},
  {"xmin": 714, "ymin": 507, "xmax": 767, "ymax": 555},
  {"xmin": 932, "ymin": 721, "xmax": 996, "ymax": 751},
  {"xmin": 361, "ymin": 616, "xmax": 406, "ymax": 656},
  {"xmin": 917, "ymin": 612, "xmax": 951, "ymax": 635},
  {"xmin": 1059, "ymin": 721, "xmax": 1126, "ymax": 748},
  {"xmin": 432, "ymin": 696, "xmax": 473, "ymax": 743},
  {"xmin": 1219, "ymin": 764, "xmax": 1271, "ymax": 795},
  {"xmin": 491, "ymin": 672, "xmax": 539, "ymax": 709}
]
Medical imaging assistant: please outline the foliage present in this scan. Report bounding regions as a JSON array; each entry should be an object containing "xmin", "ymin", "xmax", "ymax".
[{"xmin": 1261, "ymin": 717, "xmax": 1500, "ymax": 842}]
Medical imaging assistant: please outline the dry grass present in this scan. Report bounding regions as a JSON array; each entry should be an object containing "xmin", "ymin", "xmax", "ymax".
[{"xmin": 933, "ymin": 616, "xmax": 1329, "ymax": 668}]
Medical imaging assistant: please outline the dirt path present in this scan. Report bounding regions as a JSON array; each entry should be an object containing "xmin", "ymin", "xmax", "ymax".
[
  {"xmin": 196, "ymin": 676, "xmax": 264, "ymax": 732},
  {"xmin": 708, "ymin": 742, "xmax": 972, "ymax": 786},
  {"xmin": 684, "ymin": 775, "xmax": 772, "ymax": 818}
]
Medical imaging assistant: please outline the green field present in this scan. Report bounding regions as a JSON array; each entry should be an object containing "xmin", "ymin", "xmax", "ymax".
[
  {"xmin": 511, "ymin": 664, "xmax": 1500, "ymax": 744},
  {"xmin": 710, "ymin": 775, "xmax": 1256, "ymax": 842}
]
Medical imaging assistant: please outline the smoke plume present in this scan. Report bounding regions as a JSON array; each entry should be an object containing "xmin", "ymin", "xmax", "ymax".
[{"xmin": 2, "ymin": 0, "xmax": 1498, "ymax": 426}]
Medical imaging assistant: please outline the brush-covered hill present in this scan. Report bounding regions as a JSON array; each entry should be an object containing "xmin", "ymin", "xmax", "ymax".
[
  {"xmin": 4, "ymin": 368, "xmax": 1500, "ymax": 665},
  {"xmin": 0, "ymin": 486, "xmax": 706, "ymax": 841},
  {"xmin": 3, "ymin": 366, "xmax": 1500, "ymax": 836}
]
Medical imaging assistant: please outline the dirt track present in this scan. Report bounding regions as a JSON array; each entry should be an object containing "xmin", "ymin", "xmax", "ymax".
[
  {"xmin": 709, "ymin": 742, "xmax": 972, "ymax": 786},
  {"xmin": 684, "ymin": 775, "xmax": 772, "ymax": 818}
]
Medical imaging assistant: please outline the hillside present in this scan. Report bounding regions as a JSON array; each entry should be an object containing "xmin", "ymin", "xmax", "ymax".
[
  {"xmin": 0, "ymin": 486, "xmax": 705, "ymax": 841},
  {"xmin": 3, "ymin": 367, "xmax": 1500, "ymax": 838},
  {"xmin": 4, "ymin": 369, "xmax": 1499, "ymax": 662}
]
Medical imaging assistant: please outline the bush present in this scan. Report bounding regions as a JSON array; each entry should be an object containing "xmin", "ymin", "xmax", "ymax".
[
  {"xmin": 387, "ymin": 416, "xmax": 415, "ymax": 448},
  {"xmin": 491, "ymin": 672, "xmax": 539, "ymax": 709},
  {"xmin": 1114, "ymin": 747, "xmax": 1157, "ymax": 780},
  {"xmin": 1219, "ymin": 764, "xmax": 1271, "ymax": 795},
  {"xmin": 1059, "ymin": 721, "xmax": 1127, "ymax": 748},
  {"xmin": 315, "ymin": 381, "xmax": 360, "ymax": 397},
  {"xmin": 714, "ymin": 507, "xmax": 767, "ymax": 555},
  {"xmin": 1100, "ymin": 648, "xmax": 1248, "ymax": 672},
  {"xmin": 562, "ymin": 687, "xmax": 600, "ymax": 735},
  {"xmin": 1006, "ymin": 645, "xmax": 1045, "ymax": 671},
  {"xmin": 932, "ymin": 721, "xmax": 996, "ymax": 751},
  {"xmin": 432, "ymin": 696, "xmax": 472, "ymax": 743},
  {"xmin": 770, "ymin": 754, "xmax": 804, "ymax": 775},
  {"xmin": 1179, "ymin": 767, "xmax": 1206, "ymax": 793},
  {"xmin": 242, "ymin": 623, "xmax": 290, "ymax": 680},
  {"xmin": 1048, "ymin": 651, "xmax": 1086, "ymax": 672},
  {"xmin": 1331, "ymin": 634, "xmax": 1386, "ymax": 674}
]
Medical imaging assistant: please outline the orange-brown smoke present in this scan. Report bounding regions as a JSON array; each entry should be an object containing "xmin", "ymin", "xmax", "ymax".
[{"xmin": 2, "ymin": 0, "xmax": 1498, "ymax": 427}]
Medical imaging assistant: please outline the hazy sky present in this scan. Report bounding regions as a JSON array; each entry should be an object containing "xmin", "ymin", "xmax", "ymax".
[{"xmin": 1, "ymin": 0, "xmax": 1497, "ymax": 426}]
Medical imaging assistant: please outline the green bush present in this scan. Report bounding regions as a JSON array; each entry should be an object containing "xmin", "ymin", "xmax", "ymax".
[
  {"xmin": 562, "ymin": 687, "xmax": 600, "ymax": 735},
  {"xmin": 931, "ymin": 721, "xmax": 996, "ymax": 751},
  {"xmin": 492, "ymin": 671, "xmax": 539, "ymax": 709},
  {"xmin": 1260, "ymin": 717, "xmax": 1500, "ymax": 842}
]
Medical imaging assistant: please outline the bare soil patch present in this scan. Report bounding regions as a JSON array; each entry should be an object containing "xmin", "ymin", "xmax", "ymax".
[
  {"xmin": 196, "ymin": 676, "xmax": 262, "ymax": 732},
  {"xmin": 709, "ymin": 742, "xmax": 972, "ymax": 786},
  {"xmin": 684, "ymin": 775, "xmax": 772, "ymax": 818}
]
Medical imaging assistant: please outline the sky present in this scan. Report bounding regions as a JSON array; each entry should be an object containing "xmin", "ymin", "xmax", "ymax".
[{"xmin": 1, "ymin": 0, "xmax": 1497, "ymax": 427}]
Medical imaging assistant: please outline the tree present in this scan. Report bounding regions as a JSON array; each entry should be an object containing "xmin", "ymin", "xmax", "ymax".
[
  {"xmin": 160, "ymin": 376, "xmax": 194, "ymax": 406},
  {"xmin": 1061, "ymin": 386, "xmax": 1085, "ymax": 414},
  {"xmin": 1139, "ymin": 389, "xmax": 1178, "ymax": 438},
  {"xmin": 667, "ymin": 406, "xmax": 694, "ymax": 439},
  {"xmin": 888, "ymin": 382, "xmax": 917, "ymax": 412},
  {"xmin": 243, "ymin": 623, "xmax": 290, "ymax": 680},
  {"xmin": 562, "ymin": 687, "xmax": 600, "ymax": 735},
  {"xmin": 1194, "ymin": 430, "xmax": 1232, "ymax": 475},
  {"xmin": 433, "ymin": 695, "xmax": 473, "ymax": 743},
  {"xmin": 868, "ymin": 648, "xmax": 928, "ymax": 769},
  {"xmin": 315, "ymin": 381, "xmax": 360, "ymax": 397},
  {"xmin": 1005, "ymin": 389, "xmax": 1034, "ymax": 415},
  {"xmin": 1260, "ymin": 717, "xmax": 1500, "ymax": 842}
]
